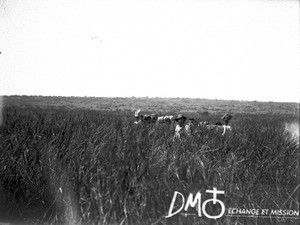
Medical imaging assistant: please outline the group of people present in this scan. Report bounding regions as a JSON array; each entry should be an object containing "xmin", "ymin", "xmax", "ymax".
[
  {"xmin": 173, "ymin": 113, "xmax": 232, "ymax": 139},
  {"xmin": 134, "ymin": 109, "xmax": 233, "ymax": 139},
  {"xmin": 134, "ymin": 109, "xmax": 159, "ymax": 124}
]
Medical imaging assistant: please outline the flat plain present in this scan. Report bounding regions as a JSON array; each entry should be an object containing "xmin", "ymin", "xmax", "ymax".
[{"xmin": 0, "ymin": 96, "xmax": 299, "ymax": 225}]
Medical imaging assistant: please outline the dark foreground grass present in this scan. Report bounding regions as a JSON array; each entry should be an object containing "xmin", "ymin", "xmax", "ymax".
[{"xmin": 0, "ymin": 106, "xmax": 299, "ymax": 225}]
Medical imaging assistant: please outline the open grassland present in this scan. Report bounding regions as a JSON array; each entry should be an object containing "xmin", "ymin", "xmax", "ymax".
[
  {"xmin": 3, "ymin": 95, "xmax": 299, "ymax": 115},
  {"xmin": 0, "ymin": 101, "xmax": 299, "ymax": 224}
]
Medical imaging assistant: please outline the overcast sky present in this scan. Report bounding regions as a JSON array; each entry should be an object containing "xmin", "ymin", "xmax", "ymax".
[{"xmin": 0, "ymin": 0, "xmax": 299, "ymax": 102}]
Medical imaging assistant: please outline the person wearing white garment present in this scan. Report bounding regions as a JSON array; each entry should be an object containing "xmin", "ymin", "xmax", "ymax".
[
  {"xmin": 134, "ymin": 109, "xmax": 143, "ymax": 124},
  {"xmin": 221, "ymin": 113, "xmax": 232, "ymax": 135},
  {"xmin": 174, "ymin": 114, "xmax": 187, "ymax": 139}
]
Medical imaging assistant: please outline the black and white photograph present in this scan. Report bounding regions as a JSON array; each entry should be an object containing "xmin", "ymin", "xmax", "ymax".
[{"xmin": 0, "ymin": 0, "xmax": 299, "ymax": 224}]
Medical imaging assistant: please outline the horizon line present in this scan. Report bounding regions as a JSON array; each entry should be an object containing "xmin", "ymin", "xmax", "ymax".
[{"xmin": 1, "ymin": 94, "xmax": 299, "ymax": 104}]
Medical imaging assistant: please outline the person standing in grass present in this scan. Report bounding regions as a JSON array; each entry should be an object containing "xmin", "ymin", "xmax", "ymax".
[
  {"xmin": 134, "ymin": 109, "xmax": 143, "ymax": 124},
  {"xmin": 185, "ymin": 117, "xmax": 195, "ymax": 135},
  {"xmin": 221, "ymin": 113, "xmax": 232, "ymax": 135},
  {"xmin": 174, "ymin": 114, "xmax": 187, "ymax": 139},
  {"xmin": 221, "ymin": 113, "xmax": 232, "ymax": 125}
]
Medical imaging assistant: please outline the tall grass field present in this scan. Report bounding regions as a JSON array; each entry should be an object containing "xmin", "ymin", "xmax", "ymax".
[{"xmin": 0, "ymin": 97, "xmax": 299, "ymax": 225}]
